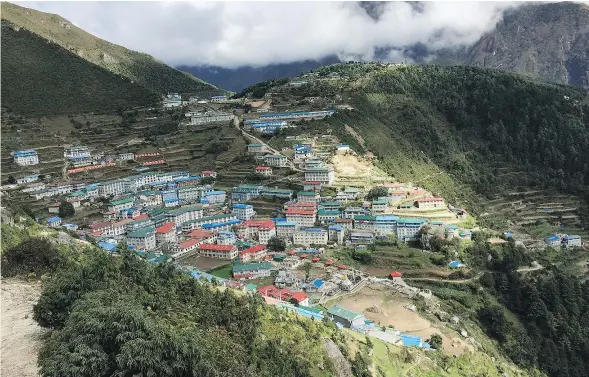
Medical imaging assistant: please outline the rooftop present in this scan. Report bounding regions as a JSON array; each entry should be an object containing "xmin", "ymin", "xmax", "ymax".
[
  {"xmin": 199, "ymin": 243, "xmax": 235, "ymax": 251},
  {"xmin": 127, "ymin": 227, "xmax": 155, "ymax": 238},
  {"xmin": 156, "ymin": 222, "xmax": 175, "ymax": 233},
  {"xmin": 241, "ymin": 244, "xmax": 268, "ymax": 255},
  {"xmin": 327, "ymin": 305, "xmax": 364, "ymax": 321},
  {"xmin": 233, "ymin": 262, "xmax": 271, "ymax": 272},
  {"xmin": 298, "ymin": 191, "xmax": 319, "ymax": 196}
]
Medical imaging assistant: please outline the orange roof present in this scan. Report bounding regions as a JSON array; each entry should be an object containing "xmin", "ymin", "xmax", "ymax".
[
  {"xmin": 390, "ymin": 271, "xmax": 402, "ymax": 277},
  {"xmin": 89, "ymin": 221, "xmax": 111, "ymax": 230},
  {"xmin": 134, "ymin": 213, "xmax": 149, "ymax": 221},
  {"xmin": 288, "ymin": 250, "xmax": 296, "ymax": 255},
  {"xmin": 338, "ymin": 265, "xmax": 348, "ymax": 269},
  {"xmin": 156, "ymin": 222, "xmax": 175, "ymax": 233},
  {"xmin": 241, "ymin": 244, "xmax": 267, "ymax": 255},
  {"xmin": 199, "ymin": 243, "xmax": 235, "ymax": 251},
  {"xmin": 241, "ymin": 220, "xmax": 275, "ymax": 229},
  {"xmin": 187, "ymin": 229, "xmax": 214, "ymax": 239},
  {"xmin": 290, "ymin": 291, "xmax": 309, "ymax": 302},
  {"xmin": 286, "ymin": 208, "xmax": 316, "ymax": 215},
  {"xmin": 178, "ymin": 238, "xmax": 199, "ymax": 249},
  {"xmin": 299, "ymin": 254, "xmax": 308, "ymax": 259},
  {"xmin": 304, "ymin": 181, "xmax": 321, "ymax": 185}
]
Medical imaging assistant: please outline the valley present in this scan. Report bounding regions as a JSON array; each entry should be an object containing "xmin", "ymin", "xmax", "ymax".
[{"xmin": 1, "ymin": 3, "xmax": 588, "ymax": 377}]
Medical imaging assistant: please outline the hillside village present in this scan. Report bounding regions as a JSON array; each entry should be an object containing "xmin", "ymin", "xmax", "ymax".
[{"xmin": 1, "ymin": 69, "xmax": 586, "ymax": 355}]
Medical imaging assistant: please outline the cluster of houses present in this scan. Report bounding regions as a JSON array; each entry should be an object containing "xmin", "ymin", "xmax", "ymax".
[{"xmin": 544, "ymin": 234, "xmax": 582, "ymax": 249}]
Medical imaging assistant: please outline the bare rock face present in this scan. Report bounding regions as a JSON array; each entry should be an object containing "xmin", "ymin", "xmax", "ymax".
[
  {"xmin": 465, "ymin": 2, "xmax": 589, "ymax": 88},
  {"xmin": 323, "ymin": 339, "xmax": 353, "ymax": 377}
]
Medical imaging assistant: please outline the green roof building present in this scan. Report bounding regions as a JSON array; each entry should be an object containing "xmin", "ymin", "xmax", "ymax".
[{"xmin": 327, "ymin": 305, "xmax": 366, "ymax": 328}]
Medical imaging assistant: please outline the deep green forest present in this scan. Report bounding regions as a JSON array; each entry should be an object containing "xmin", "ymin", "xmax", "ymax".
[
  {"xmin": 471, "ymin": 241, "xmax": 589, "ymax": 377},
  {"xmin": 369, "ymin": 66, "xmax": 589, "ymax": 195},
  {"xmin": 29, "ymin": 244, "xmax": 337, "ymax": 377},
  {"xmin": 0, "ymin": 22, "xmax": 159, "ymax": 115}
]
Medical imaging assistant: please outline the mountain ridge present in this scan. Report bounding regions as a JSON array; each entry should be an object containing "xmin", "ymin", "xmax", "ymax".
[
  {"xmin": 177, "ymin": 2, "xmax": 589, "ymax": 92},
  {"xmin": 1, "ymin": 2, "xmax": 225, "ymax": 97}
]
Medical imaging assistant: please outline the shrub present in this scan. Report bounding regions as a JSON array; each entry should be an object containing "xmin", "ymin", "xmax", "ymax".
[{"xmin": 1, "ymin": 238, "xmax": 64, "ymax": 278}]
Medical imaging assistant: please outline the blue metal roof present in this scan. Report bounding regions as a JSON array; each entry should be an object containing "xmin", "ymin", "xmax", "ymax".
[
  {"xmin": 98, "ymin": 241, "xmax": 117, "ymax": 252},
  {"xmin": 448, "ymin": 261, "xmax": 465, "ymax": 268},
  {"xmin": 202, "ymin": 219, "xmax": 242, "ymax": 229},
  {"xmin": 275, "ymin": 221, "xmax": 297, "ymax": 226},
  {"xmin": 376, "ymin": 215, "xmax": 399, "ymax": 221},
  {"xmin": 232, "ymin": 203, "xmax": 252, "ymax": 209},
  {"xmin": 312, "ymin": 279, "xmax": 325, "ymax": 288},
  {"xmin": 328, "ymin": 225, "xmax": 344, "ymax": 231},
  {"xmin": 251, "ymin": 121, "xmax": 287, "ymax": 127},
  {"xmin": 47, "ymin": 216, "xmax": 61, "ymax": 223},
  {"xmin": 205, "ymin": 190, "xmax": 226, "ymax": 195},
  {"xmin": 14, "ymin": 149, "xmax": 37, "ymax": 155},
  {"xmin": 546, "ymin": 235, "xmax": 560, "ymax": 242}
]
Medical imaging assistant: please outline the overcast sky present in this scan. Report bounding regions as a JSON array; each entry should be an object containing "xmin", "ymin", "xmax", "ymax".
[{"xmin": 18, "ymin": 1, "xmax": 524, "ymax": 68}]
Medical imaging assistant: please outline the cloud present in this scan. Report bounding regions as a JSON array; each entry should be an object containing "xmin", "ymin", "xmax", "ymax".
[{"xmin": 16, "ymin": 1, "xmax": 521, "ymax": 68}]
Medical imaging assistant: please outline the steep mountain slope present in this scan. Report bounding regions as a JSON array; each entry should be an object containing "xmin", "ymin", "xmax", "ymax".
[
  {"xmin": 1, "ymin": 2, "xmax": 224, "ymax": 97},
  {"xmin": 465, "ymin": 2, "xmax": 589, "ymax": 87},
  {"xmin": 178, "ymin": 2, "xmax": 589, "ymax": 90},
  {"xmin": 1, "ymin": 21, "xmax": 158, "ymax": 116},
  {"xmin": 240, "ymin": 63, "xmax": 589, "ymax": 209}
]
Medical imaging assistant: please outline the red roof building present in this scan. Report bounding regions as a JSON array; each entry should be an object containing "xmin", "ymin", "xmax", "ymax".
[
  {"xmin": 156, "ymin": 222, "xmax": 175, "ymax": 234},
  {"xmin": 255, "ymin": 166, "xmax": 271, "ymax": 171},
  {"xmin": 338, "ymin": 265, "xmax": 348, "ymax": 270},
  {"xmin": 257, "ymin": 285, "xmax": 309, "ymax": 306},
  {"xmin": 390, "ymin": 271, "xmax": 402, "ymax": 278},
  {"xmin": 285, "ymin": 208, "xmax": 316, "ymax": 216},
  {"xmin": 240, "ymin": 244, "xmax": 268, "ymax": 262},
  {"xmin": 324, "ymin": 260, "xmax": 333, "ymax": 266},
  {"xmin": 133, "ymin": 213, "xmax": 149, "ymax": 221},
  {"xmin": 187, "ymin": 229, "xmax": 215, "ymax": 239},
  {"xmin": 177, "ymin": 238, "xmax": 199, "ymax": 249},
  {"xmin": 199, "ymin": 243, "xmax": 238, "ymax": 260},
  {"xmin": 312, "ymin": 257, "xmax": 320, "ymax": 262}
]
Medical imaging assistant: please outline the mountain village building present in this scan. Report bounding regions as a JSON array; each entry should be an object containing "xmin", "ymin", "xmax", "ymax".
[{"xmin": 13, "ymin": 149, "xmax": 39, "ymax": 166}]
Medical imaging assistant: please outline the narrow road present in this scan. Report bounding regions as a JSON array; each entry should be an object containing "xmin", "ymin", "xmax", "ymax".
[
  {"xmin": 404, "ymin": 271, "xmax": 484, "ymax": 285},
  {"xmin": 233, "ymin": 117, "xmax": 302, "ymax": 172}
]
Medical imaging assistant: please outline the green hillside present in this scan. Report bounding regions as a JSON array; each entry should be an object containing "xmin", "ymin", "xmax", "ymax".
[
  {"xmin": 1, "ymin": 21, "xmax": 159, "ymax": 116},
  {"xmin": 1, "ymin": 223, "xmax": 539, "ymax": 377},
  {"xmin": 251, "ymin": 64, "xmax": 589, "ymax": 209},
  {"xmin": 1, "ymin": 2, "xmax": 226, "ymax": 97}
]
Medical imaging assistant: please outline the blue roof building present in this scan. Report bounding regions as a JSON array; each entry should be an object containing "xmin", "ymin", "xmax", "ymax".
[{"xmin": 98, "ymin": 241, "xmax": 117, "ymax": 252}]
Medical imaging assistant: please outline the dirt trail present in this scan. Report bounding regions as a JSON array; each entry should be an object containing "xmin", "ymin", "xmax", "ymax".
[{"xmin": 1, "ymin": 279, "xmax": 45, "ymax": 377}]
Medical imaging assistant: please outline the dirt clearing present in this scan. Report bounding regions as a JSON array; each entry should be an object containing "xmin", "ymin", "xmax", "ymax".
[
  {"xmin": 1, "ymin": 279, "xmax": 46, "ymax": 377},
  {"xmin": 330, "ymin": 284, "xmax": 471, "ymax": 356}
]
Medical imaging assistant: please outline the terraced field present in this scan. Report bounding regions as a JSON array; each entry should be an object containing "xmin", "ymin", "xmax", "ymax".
[{"xmin": 480, "ymin": 190, "xmax": 588, "ymax": 247}]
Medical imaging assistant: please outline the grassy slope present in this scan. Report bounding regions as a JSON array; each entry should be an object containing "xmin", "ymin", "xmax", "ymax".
[
  {"xmin": 1, "ymin": 2, "xmax": 226, "ymax": 96},
  {"xmin": 1, "ymin": 21, "xmax": 159, "ymax": 116}
]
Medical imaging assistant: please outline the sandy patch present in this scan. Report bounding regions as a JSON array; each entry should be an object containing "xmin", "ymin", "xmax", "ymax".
[
  {"xmin": 332, "ymin": 284, "xmax": 470, "ymax": 356},
  {"xmin": 1, "ymin": 279, "xmax": 46, "ymax": 377}
]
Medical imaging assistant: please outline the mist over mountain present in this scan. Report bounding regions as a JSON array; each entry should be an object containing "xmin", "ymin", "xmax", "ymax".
[{"xmin": 177, "ymin": 2, "xmax": 588, "ymax": 91}]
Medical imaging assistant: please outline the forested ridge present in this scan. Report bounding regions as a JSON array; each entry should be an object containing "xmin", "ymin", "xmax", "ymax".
[
  {"xmin": 369, "ymin": 66, "xmax": 589, "ymax": 195},
  {"xmin": 0, "ymin": 21, "xmax": 159, "ymax": 115},
  {"xmin": 467, "ymin": 240, "xmax": 589, "ymax": 377},
  {"xmin": 27, "ymin": 245, "xmax": 337, "ymax": 377}
]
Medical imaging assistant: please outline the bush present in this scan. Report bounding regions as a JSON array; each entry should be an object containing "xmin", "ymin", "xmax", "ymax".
[
  {"xmin": 59, "ymin": 202, "xmax": 75, "ymax": 218},
  {"xmin": 1, "ymin": 238, "xmax": 64, "ymax": 278}
]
